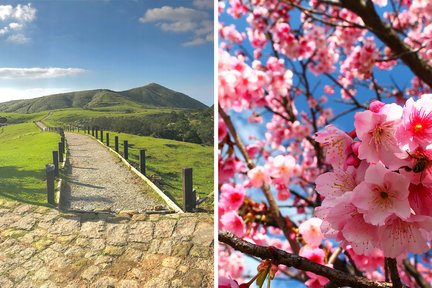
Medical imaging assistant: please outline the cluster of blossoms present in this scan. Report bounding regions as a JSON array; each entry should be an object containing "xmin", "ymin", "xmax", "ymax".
[{"xmin": 315, "ymin": 95, "xmax": 432, "ymax": 259}]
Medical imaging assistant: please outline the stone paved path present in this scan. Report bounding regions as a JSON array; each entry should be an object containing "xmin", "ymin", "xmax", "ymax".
[
  {"xmin": 0, "ymin": 199, "xmax": 214, "ymax": 287},
  {"xmin": 63, "ymin": 133, "xmax": 166, "ymax": 213}
]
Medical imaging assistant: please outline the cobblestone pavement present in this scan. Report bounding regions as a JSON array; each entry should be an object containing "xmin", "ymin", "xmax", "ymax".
[{"xmin": 0, "ymin": 200, "xmax": 214, "ymax": 287}]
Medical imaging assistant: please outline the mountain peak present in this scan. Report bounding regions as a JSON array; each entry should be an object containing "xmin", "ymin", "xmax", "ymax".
[{"xmin": 0, "ymin": 83, "xmax": 207, "ymax": 113}]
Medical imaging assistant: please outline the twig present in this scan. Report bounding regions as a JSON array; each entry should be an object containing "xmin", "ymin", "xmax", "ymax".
[
  {"xmin": 386, "ymin": 258, "xmax": 403, "ymax": 288},
  {"xmin": 219, "ymin": 231, "xmax": 393, "ymax": 288},
  {"xmin": 218, "ymin": 105, "xmax": 300, "ymax": 254},
  {"xmin": 403, "ymin": 259, "xmax": 430, "ymax": 288}
]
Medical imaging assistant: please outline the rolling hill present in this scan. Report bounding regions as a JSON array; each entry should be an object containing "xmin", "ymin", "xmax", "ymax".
[{"xmin": 0, "ymin": 83, "xmax": 207, "ymax": 113}]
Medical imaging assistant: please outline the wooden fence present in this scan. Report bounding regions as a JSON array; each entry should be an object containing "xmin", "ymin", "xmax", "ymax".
[{"xmin": 45, "ymin": 128, "xmax": 66, "ymax": 206}]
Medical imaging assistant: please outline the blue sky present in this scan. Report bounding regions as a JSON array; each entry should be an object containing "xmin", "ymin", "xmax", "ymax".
[{"xmin": 0, "ymin": 0, "xmax": 214, "ymax": 105}]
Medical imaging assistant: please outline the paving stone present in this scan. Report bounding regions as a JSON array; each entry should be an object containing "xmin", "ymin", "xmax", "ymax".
[
  {"xmin": 33, "ymin": 266, "xmax": 52, "ymax": 281},
  {"xmin": 154, "ymin": 219, "xmax": 176, "ymax": 238},
  {"xmin": 90, "ymin": 276, "xmax": 117, "ymax": 288},
  {"xmin": 106, "ymin": 223, "xmax": 128, "ymax": 246},
  {"xmin": 80, "ymin": 221, "xmax": 105, "ymax": 238},
  {"xmin": 192, "ymin": 222, "xmax": 213, "ymax": 246},
  {"xmin": 118, "ymin": 279, "xmax": 140, "ymax": 288},
  {"xmin": 0, "ymin": 199, "xmax": 213, "ymax": 287},
  {"xmin": 129, "ymin": 222, "xmax": 154, "ymax": 242},
  {"xmin": 49, "ymin": 217, "xmax": 80, "ymax": 235},
  {"xmin": 0, "ymin": 276, "xmax": 14, "ymax": 288},
  {"xmin": 81, "ymin": 265, "xmax": 101, "ymax": 281},
  {"xmin": 172, "ymin": 217, "xmax": 197, "ymax": 239},
  {"xmin": 162, "ymin": 256, "xmax": 182, "ymax": 268},
  {"xmin": 11, "ymin": 214, "xmax": 37, "ymax": 230}
]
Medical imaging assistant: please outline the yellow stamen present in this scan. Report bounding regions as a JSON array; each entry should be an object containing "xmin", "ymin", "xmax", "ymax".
[{"xmin": 414, "ymin": 124, "xmax": 423, "ymax": 132}]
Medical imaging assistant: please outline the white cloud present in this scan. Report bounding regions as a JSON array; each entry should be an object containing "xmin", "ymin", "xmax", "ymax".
[
  {"xmin": 0, "ymin": 4, "xmax": 36, "ymax": 44},
  {"xmin": 9, "ymin": 22, "xmax": 23, "ymax": 30},
  {"xmin": 0, "ymin": 5, "xmax": 13, "ymax": 21},
  {"xmin": 0, "ymin": 68, "xmax": 86, "ymax": 80},
  {"xmin": 139, "ymin": 6, "xmax": 208, "ymax": 23},
  {"xmin": 192, "ymin": 0, "xmax": 213, "ymax": 10},
  {"xmin": 7, "ymin": 33, "xmax": 29, "ymax": 44},
  {"xmin": 139, "ymin": 5, "xmax": 213, "ymax": 47}
]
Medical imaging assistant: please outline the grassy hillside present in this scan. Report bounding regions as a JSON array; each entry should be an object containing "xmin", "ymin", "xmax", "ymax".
[
  {"xmin": 0, "ymin": 123, "xmax": 59, "ymax": 205},
  {"xmin": 0, "ymin": 83, "xmax": 207, "ymax": 113},
  {"xmin": 86, "ymin": 130, "xmax": 214, "ymax": 209}
]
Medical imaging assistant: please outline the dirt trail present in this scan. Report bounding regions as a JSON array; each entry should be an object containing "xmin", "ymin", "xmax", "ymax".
[{"xmin": 62, "ymin": 132, "xmax": 166, "ymax": 213}]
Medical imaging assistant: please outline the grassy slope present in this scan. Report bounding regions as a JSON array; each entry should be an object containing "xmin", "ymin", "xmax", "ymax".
[
  {"xmin": 1, "ymin": 111, "xmax": 47, "ymax": 124},
  {"xmin": 88, "ymin": 130, "xmax": 213, "ymax": 209},
  {"xmin": 1, "ymin": 109, "xmax": 214, "ymax": 209},
  {"xmin": 42, "ymin": 107, "xmax": 178, "ymax": 127},
  {"xmin": 0, "ymin": 123, "xmax": 59, "ymax": 205}
]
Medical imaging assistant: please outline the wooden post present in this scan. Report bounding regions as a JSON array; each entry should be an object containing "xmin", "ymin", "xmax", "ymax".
[
  {"xmin": 100, "ymin": 130, "xmax": 104, "ymax": 142},
  {"xmin": 46, "ymin": 164, "xmax": 56, "ymax": 205},
  {"xmin": 58, "ymin": 142, "xmax": 64, "ymax": 163},
  {"xmin": 61, "ymin": 136, "xmax": 65, "ymax": 152},
  {"xmin": 115, "ymin": 136, "xmax": 119, "ymax": 152},
  {"xmin": 183, "ymin": 168, "xmax": 195, "ymax": 212},
  {"xmin": 52, "ymin": 151, "xmax": 59, "ymax": 177},
  {"xmin": 106, "ymin": 133, "xmax": 110, "ymax": 146},
  {"xmin": 92, "ymin": 128, "xmax": 95, "ymax": 137},
  {"xmin": 87, "ymin": 127, "xmax": 90, "ymax": 134},
  {"xmin": 96, "ymin": 129, "xmax": 98, "ymax": 139},
  {"xmin": 124, "ymin": 140, "xmax": 128, "ymax": 159},
  {"xmin": 139, "ymin": 149, "xmax": 146, "ymax": 176}
]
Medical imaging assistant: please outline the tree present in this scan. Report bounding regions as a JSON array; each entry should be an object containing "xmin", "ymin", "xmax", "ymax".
[{"xmin": 218, "ymin": 0, "xmax": 432, "ymax": 287}]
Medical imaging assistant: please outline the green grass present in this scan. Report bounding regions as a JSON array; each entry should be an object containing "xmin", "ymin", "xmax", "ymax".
[
  {"xmin": 0, "ymin": 111, "xmax": 47, "ymax": 124},
  {"xmin": 0, "ymin": 123, "xmax": 59, "ymax": 205},
  {"xmin": 86, "ymin": 130, "xmax": 213, "ymax": 209},
  {"xmin": 42, "ymin": 107, "xmax": 178, "ymax": 127}
]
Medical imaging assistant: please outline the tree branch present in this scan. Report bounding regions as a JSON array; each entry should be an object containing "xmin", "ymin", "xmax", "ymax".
[
  {"xmin": 403, "ymin": 259, "xmax": 430, "ymax": 288},
  {"xmin": 218, "ymin": 105, "xmax": 300, "ymax": 254},
  {"xmin": 219, "ymin": 231, "xmax": 393, "ymax": 288},
  {"xmin": 339, "ymin": 0, "xmax": 432, "ymax": 88},
  {"xmin": 386, "ymin": 258, "xmax": 403, "ymax": 288}
]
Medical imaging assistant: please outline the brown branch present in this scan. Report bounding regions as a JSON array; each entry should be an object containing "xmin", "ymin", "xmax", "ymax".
[
  {"xmin": 339, "ymin": 0, "xmax": 432, "ymax": 88},
  {"xmin": 218, "ymin": 105, "xmax": 300, "ymax": 254},
  {"xmin": 219, "ymin": 231, "xmax": 393, "ymax": 288},
  {"xmin": 386, "ymin": 258, "xmax": 403, "ymax": 288},
  {"xmin": 403, "ymin": 259, "xmax": 430, "ymax": 288}
]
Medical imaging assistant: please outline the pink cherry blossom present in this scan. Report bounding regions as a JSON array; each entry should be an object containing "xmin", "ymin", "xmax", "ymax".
[
  {"xmin": 354, "ymin": 103, "xmax": 403, "ymax": 167},
  {"xmin": 267, "ymin": 155, "xmax": 297, "ymax": 184},
  {"xmin": 377, "ymin": 215, "xmax": 432, "ymax": 258},
  {"xmin": 351, "ymin": 162, "xmax": 411, "ymax": 225},
  {"xmin": 409, "ymin": 183, "xmax": 432, "ymax": 216},
  {"xmin": 247, "ymin": 166, "xmax": 269, "ymax": 188},
  {"xmin": 299, "ymin": 218, "xmax": 324, "ymax": 248},
  {"xmin": 315, "ymin": 167, "xmax": 357, "ymax": 199},
  {"xmin": 397, "ymin": 94, "xmax": 432, "ymax": 151},
  {"xmin": 315, "ymin": 125, "xmax": 353, "ymax": 169},
  {"xmin": 220, "ymin": 183, "xmax": 245, "ymax": 211},
  {"xmin": 220, "ymin": 211, "xmax": 246, "ymax": 237}
]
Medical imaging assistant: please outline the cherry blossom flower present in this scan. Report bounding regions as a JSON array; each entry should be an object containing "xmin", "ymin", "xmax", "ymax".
[
  {"xmin": 397, "ymin": 94, "xmax": 432, "ymax": 151},
  {"xmin": 378, "ymin": 215, "xmax": 432, "ymax": 258},
  {"xmin": 247, "ymin": 166, "xmax": 269, "ymax": 188},
  {"xmin": 351, "ymin": 162, "xmax": 411, "ymax": 225},
  {"xmin": 220, "ymin": 184, "xmax": 245, "ymax": 211},
  {"xmin": 354, "ymin": 102, "xmax": 404, "ymax": 167},
  {"xmin": 299, "ymin": 218, "xmax": 324, "ymax": 248},
  {"xmin": 220, "ymin": 211, "xmax": 246, "ymax": 237}
]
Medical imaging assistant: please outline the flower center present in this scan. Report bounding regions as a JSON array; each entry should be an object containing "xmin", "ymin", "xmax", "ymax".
[
  {"xmin": 380, "ymin": 191, "xmax": 389, "ymax": 199},
  {"xmin": 414, "ymin": 123, "xmax": 423, "ymax": 133}
]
